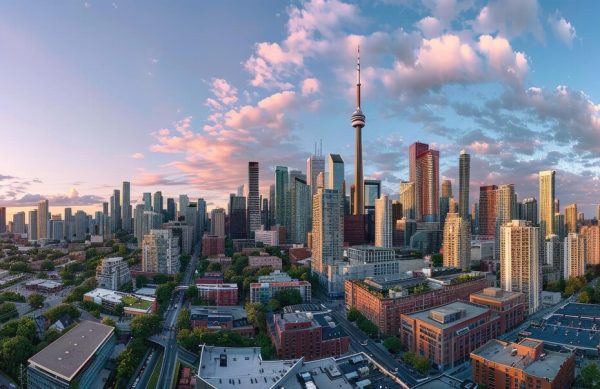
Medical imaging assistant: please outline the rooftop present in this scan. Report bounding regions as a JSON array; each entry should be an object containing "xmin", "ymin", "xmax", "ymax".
[
  {"xmin": 28, "ymin": 320, "xmax": 114, "ymax": 382},
  {"xmin": 84, "ymin": 288, "xmax": 155, "ymax": 312},
  {"xmin": 191, "ymin": 305, "xmax": 248, "ymax": 323},
  {"xmin": 471, "ymin": 287, "xmax": 524, "ymax": 302},
  {"xmin": 405, "ymin": 301, "xmax": 489, "ymax": 329},
  {"xmin": 471, "ymin": 339, "xmax": 573, "ymax": 381}
]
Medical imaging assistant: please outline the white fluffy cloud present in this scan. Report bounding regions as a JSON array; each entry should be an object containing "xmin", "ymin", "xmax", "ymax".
[{"xmin": 548, "ymin": 12, "xmax": 577, "ymax": 47}]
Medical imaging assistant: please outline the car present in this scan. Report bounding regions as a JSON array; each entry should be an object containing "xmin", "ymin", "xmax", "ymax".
[{"xmin": 360, "ymin": 340, "xmax": 368, "ymax": 346}]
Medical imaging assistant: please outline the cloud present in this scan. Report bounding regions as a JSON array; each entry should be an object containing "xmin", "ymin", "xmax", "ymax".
[
  {"xmin": 301, "ymin": 78, "xmax": 320, "ymax": 96},
  {"xmin": 204, "ymin": 78, "xmax": 239, "ymax": 111},
  {"xmin": 0, "ymin": 174, "xmax": 17, "ymax": 181},
  {"xmin": 0, "ymin": 193, "xmax": 104, "ymax": 207},
  {"xmin": 548, "ymin": 12, "xmax": 577, "ymax": 47},
  {"xmin": 132, "ymin": 172, "xmax": 189, "ymax": 187},
  {"xmin": 473, "ymin": 0, "xmax": 544, "ymax": 41},
  {"xmin": 131, "ymin": 152, "xmax": 144, "ymax": 159}
]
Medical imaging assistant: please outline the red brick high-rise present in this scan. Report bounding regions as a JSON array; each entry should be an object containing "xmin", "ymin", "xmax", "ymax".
[
  {"xmin": 409, "ymin": 142, "xmax": 439, "ymax": 222},
  {"xmin": 478, "ymin": 185, "xmax": 498, "ymax": 238}
]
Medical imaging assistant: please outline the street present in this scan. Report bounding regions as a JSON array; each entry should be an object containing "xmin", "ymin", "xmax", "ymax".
[{"xmin": 154, "ymin": 244, "xmax": 199, "ymax": 389}]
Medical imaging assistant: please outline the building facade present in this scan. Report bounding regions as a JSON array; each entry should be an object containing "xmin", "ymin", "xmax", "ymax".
[
  {"xmin": 469, "ymin": 287, "xmax": 526, "ymax": 334},
  {"xmin": 443, "ymin": 212, "xmax": 471, "ymax": 271},
  {"xmin": 96, "ymin": 257, "xmax": 131, "ymax": 290},
  {"xmin": 142, "ymin": 229, "xmax": 180, "ymax": 274},
  {"xmin": 375, "ymin": 194, "xmax": 392, "ymax": 248},
  {"xmin": 539, "ymin": 170, "xmax": 556, "ymax": 238}
]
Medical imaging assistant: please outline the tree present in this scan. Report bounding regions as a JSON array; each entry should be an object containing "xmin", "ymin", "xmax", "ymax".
[
  {"xmin": 0, "ymin": 335, "xmax": 34, "ymax": 377},
  {"xmin": 206, "ymin": 262, "xmax": 222, "ymax": 272},
  {"xmin": 130, "ymin": 314, "xmax": 162, "ymax": 338},
  {"xmin": 579, "ymin": 291, "xmax": 591, "ymax": 303},
  {"xmin": 272, "ymin": 288, "xmax": 302, "ymax": 308},
  {"xmin": 44, "ymin": 303, "xmax": 81, "ymax": 323},
  {"xmin": 383, "ymin": 336, "xmax": 401, "ymax": 353},
  {"xmin": 245, "ymin": 303, "xmax": 266, "ymax": 332},
  {"xmin": 347, "ymin": 307, "xmax": 361, "ymax": 322},
  {"xmin": 186, "ymin": 285, "xmax": 198, "ymax": 301},
  {"xmin": 102, "ymin": 317, "xmax": 116, "ymax": 327},
  {"xmin": 0, "ymin": 303, "xmax": 18, "ymax": 323},
  {"xmin": 431, "ymin": 253, "xmax": 443, "ymax": 267},
  {"xmin": 580, "ymin": 362, "xmax": 600, "ymax": 388},
  {"xmin": 40, "ymin": 259, "xmax": 55, "ymax": 271},
  {"xmin": 27, "ymin": 293, "xmax": 45, "ymax": 309},
  {"xmin": 177, "ymin": 308, "xmax": 191, "ymax": 331},
  {"xmin": 16, "ymin": 317, "xmax": 38, "ymax": 342},
  {"xmin": 153, "ymin": 274, "xmax": 170, "ymax": 285},
  {"xmin": 136, "ymin": 275, "xmax": 149, "ymax": 288}
]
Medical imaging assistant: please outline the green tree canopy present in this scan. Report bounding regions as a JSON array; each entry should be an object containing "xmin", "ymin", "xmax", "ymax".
[{"xmin": 27, "ymin": 293, "xmax": 45, "ymax": 309}]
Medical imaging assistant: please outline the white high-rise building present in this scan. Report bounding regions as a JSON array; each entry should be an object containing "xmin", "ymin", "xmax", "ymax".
[
  {"xmin": 564, "ymin": 232, "xmax": 586, "ymax": 279},
  {"xmin": 142, "ymin": 229, "xmax": 180, "ymax": 274},
  {"xmin": 179, "ymin": 194, "xmax": 189, "ymax": 220},
  {"xmin": 12, "ymin": 212, "xmax": 26, "ymax": 234},
  {"xmin": 500, "ymin": 220, "xmax": 541, "ymax": 314},
  {"xmin": 248, "ymin": 162, "xmax": 261, "ymax": 233},
  {"xmin": 312, "ymin": 172, "xmax": 343, "ymax": 280},
  {"xmin": 443, "ymin": 212, "xmax": 471, "ymax": 271},
  {"xmin": 307, "ymin": 153, "xmax": 325, "ymax": 196},
  {"xmin": 96, "ymin": 257, "xmax": 131, "ymax": 290},
  {"xmin": 327, "ymin": 154, "xmax": 344, "ymax": 192},
  {"xmin": 375, "ymin": 194, "xmax": 392, "ymax": 248}
]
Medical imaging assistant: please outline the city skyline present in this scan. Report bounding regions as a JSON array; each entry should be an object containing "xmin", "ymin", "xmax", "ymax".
[{"xmin": 2, "ymin": 0, "xmax": 600, "ymax": 217}]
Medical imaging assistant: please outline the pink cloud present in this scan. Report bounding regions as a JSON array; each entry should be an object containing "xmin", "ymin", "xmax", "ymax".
[
  {"xmin": 131, "ymin": 152, "xmax": 144, "ymax": 159},
  {"xmin": 301, "ymin": 78, "xmax": 320, "ymax": 96}
]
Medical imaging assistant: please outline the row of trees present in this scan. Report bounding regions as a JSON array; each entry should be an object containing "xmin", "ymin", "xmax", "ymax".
[
  {"xmin": 402, "ymin": 352, "xmax": 431, "ymax": 375},
  {"xmin": 347, "ymin": 307, "xmax": 379, "ymax": 338}
]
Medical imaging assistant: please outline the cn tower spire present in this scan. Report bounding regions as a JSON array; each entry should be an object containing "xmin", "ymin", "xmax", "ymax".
[
  {"xmin": 356, "ymin": 45, "xmax": 361, "ymax": 108},
  {"xmin": 351, "ymin": 45, "xmax": 366, "ymax": 216}
]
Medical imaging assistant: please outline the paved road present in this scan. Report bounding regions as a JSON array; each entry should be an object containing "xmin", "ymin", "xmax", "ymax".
[
  {"xmin": 331, "ymin": 310, "xmax": 420, "ymax": 388},
  {"xmin": 154, "ymin": 244, "xmax": 199, "ymax": 389}
]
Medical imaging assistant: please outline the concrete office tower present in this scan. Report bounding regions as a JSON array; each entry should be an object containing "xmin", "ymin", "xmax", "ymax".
[
  {"xmin": 37, "ymin": 199, "xmax": 49, "ymax": 240},
  {"xmin": 441, "ymin": 179, "xmax": 452, "ymax": 198},
  {"xmin": 142, "ymin": 229, "xmax": 180, "ymax": 275},
  {"xmin": 554, "ymin": 199, "xmax": 560, "ymax": 214},
  {"xmin": 166, "ymin": 198, "xmax": 176, "ymax": 222},
  {"xmin": 153, "ymin": 191, "xmax": 163, "ymax": 214},
  {"xmin": 546, "ymin": 235, "xmax": 564, "ymax": 273},
  {"xmin": 565, "ymin": 203, "xmax": 578, "ymax": 233},
  {"xmin": 312, "ymin": 172, "xmax": 343, "ymax": 276},
  {"xmin": 275, "ymin": 166, "xmax": 289, "ymax": 228},
  {"xmin": 290, "ymin": 175, "xmax": 310, "ymax": 244},
  {"xmin": 237, "ymin": 185, "xmax": 244, "ymax": 197},
  {"xmin": 459, "ymin": 150, "xmax": 470, "ymax": 219},
  {"xmin": 443, "ymin": 212, "xmax": 471, "ymax": 271},
  {"xmin": 564, "ymin": 233, "xmax": 586, "ymax": 279},
  {"xmin": 307, "ymin": 149, "xmax": 325, "ymax": 196},
  {"xmin": 581, "ymin": 225, "xmax": 600, "ymax": 265},
  {"xmin": 496, "ymin": 184, "xmax": 517, "ymax": 224},
  {"xmin": 247, "ymin": 162, "xmax": 261, "ymax": 234},
  {"xmin": 143, "ymin": 193, "xmax": 152, "ymax": 210},
  {"xmin": 133, "ymin": 205, "xmax": 145, "ymax": 248},
  {"xmin": 210, "ymin": 208, "xmax": 226, "ymax": 237},
  {"xmin": 110, "ymin": 189, "xmax": 121, "ymax": 232},
  {"xmin": 28, "ymin": 210, "xmax": 38, "ymax": 241},
  {"xmin": 409, "ymin": 142, "xmax": 440, "ymax": 222},
  {"xmin": 375, "ymin": 194, "xmax": 392, "ymax": 248},
  {"xmin": 261, "ymin": 197, "xmax": 270, "ymax": 231},
  {"xmin": 51, "ymin": 220, "xmax": 64, "ymax": 241},
  {"xmin": 197, "ymin": 198, "xmax": 207, "ymax": 238},
  {"xmin": 12, "ymin": 212, "xmax": 25, "ymax": 234},
  {"xmin": 228, "ymin": 194, "xmax": 247, "ymax": 239},
  {"xmin": 328, "ymin": 154, "xmax": 344, "ymax": 191},
  {"xmin": 500, "ymin": 220, "xmax": 541, "ymax": 314},
  {"xmin": 400, "ymin": 181, "xmax": 416, "ymax": 220},
  {"xmin": 96, "ymin": 257, "xmax": 131, "ymax": 290},
  {"xmin": 520, "ymin": 197, "xmax": 538, "ymax": 225},
  {"xmin": 539, "ymin": 170, "xmax": 556, "ymax": 238},
  {"xmin": 351, "ymin": 47, "xmax": 366, "ymax": 216},
  {"xmin": 102, "ymin": 202, "xmax": 109, "ymax": 215},
  {"xmin": 122, "ymin": 181, "xmax": 131, "ymax": 232},
  {"xmin": 478, "ymin": 185, "xmax": 497, "ymax": 237}
]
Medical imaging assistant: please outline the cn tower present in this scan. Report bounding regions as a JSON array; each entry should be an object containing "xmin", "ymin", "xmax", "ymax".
[{"xmin": 352, "ymin": 46, "xmax": 366, "ymax": 215}]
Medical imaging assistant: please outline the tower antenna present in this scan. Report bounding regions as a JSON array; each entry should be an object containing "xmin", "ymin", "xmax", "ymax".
[{"xmin": 356, "ymin": 45, "xmax": 361, "ymax": 108}]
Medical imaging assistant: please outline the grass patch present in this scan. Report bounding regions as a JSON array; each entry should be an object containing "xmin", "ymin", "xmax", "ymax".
[
  {"xmin": 147, "ymin": 352, "xmax": 163, "ymax": 389},
  {"xmin": 122, "ymin": 295, "xmax": 153, "ymax": 310}
]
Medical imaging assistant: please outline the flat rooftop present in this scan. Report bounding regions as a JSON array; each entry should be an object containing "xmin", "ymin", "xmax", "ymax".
[
  {"xmin": 198, "ymin": 346, "xmax": 297, "ymax": 389},
  {"xmin": 524, "ymin": 303, "xmax": 600, "ymax": 350},
  {"xmin": 28, "ymin": 320, "xmax": 114, "ymax": 382},
  {"xmin": 191, "ymin": 305, "xmax": 248, "ymax": 322},
  {"xmin": 405, "ymin": 301, "xmax": 489, "ymax": 329},
  {"xmin": 472, "ymin": 339, "xmax": 572, "ymax": 381},
  {"xmin": 471, "ymin": 287, "xmax": 523, "ymax": 302}
]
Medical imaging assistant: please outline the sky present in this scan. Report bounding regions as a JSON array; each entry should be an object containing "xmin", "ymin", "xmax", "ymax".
[{"xmin": 1, "ymin": 0, "xmax": 600, "ymax": 219}]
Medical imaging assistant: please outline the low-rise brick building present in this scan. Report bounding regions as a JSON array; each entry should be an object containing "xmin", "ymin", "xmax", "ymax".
[
  {"xmin": 190, "ymin": 306, "xmax": 254, "ymax": 337},
  {"xmin": 268, "ymin": 311, "xmax": 349, "ymax": 361},
  {"xmin": 470, "ymin": 338, "xmax": 575, "ymax": 389},
  {"xmin": 248, "ymin": 255, "xmax": 282, "ymax": 270},
  {"xmin": 345, "ymin": 272, "xmax": 488, "ymax": 336},
  {"xmin": 195, "ymin": 283, "xmax": 238, "ymax": 306},
  {"xmin": 202, "ymin": 235, "xmax": 225, "ymax": 258},
  {"xmin": 469, "ymin": 287, "xmax": 526, "ymax": 334},
  {"xmin": 400, "ymin": 301, "xmax": 499, "ymax": 370}
]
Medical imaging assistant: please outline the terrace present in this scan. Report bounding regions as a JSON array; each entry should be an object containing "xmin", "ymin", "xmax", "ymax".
[{"xmin": 121, "ymin": 295, "xmax": 153, "ymax": 310}]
